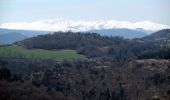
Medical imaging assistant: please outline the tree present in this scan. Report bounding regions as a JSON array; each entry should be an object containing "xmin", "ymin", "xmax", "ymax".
[{"xmin": 0, "ymin": 67, "xmax": 11, "ymax": 80}]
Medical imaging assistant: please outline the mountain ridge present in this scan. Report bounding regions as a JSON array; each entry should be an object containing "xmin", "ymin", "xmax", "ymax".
[
  {"xmin": 0, "ymin": 28, "xmax": 49, "ymax": 44},
  {"xmin": 0, "ymin": 19, "xmax": 169, "ymax": 32},
  {"xmin": 142, "ymin": 29, "xmax": 170, "ymax": 42},
  {"xmin": 88, "ymin": 28, "xmax": 147, "ymax": 39}
]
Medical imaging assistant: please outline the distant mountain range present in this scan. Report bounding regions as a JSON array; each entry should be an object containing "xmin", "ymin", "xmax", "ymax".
[
  {"xmin": 0, "ymin": 28, "xmax": 48, "ymax": 44},
  {"xmin": 0, "ymin": 19, "xmax": 169, "ymax": 31},
  {"xmin": 0, "ymin": 27, "xmax": 169, "ymax": 45},
  {"xmin": 0, "ymin": 32, "xmax": 27, "ymax": 45},
  {"xmin": 88, "ymin": 28, "xmax": 149, "ymax": 39},
  {"xmin": 1, "ymin": 19, "xmax": 170, "ymax": 44}
]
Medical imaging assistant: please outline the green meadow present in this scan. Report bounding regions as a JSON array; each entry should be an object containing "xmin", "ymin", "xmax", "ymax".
[{"xmin": 0, "ymin": 45, "xmax": 87, "ymax": 61}]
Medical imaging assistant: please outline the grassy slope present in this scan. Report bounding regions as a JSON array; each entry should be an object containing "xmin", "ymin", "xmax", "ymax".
[{"xmin": 0, "ymin": 45, "xmax": 87, "ymax": 61}]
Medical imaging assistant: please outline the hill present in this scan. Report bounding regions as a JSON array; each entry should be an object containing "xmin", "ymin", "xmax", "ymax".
[
  {"xmin": 143, "ymin": 29, "xmax": 170, "ymax": 40},
  {"xmin": 15, "ymin": 32, "xmax": 126, "ymax": 57},
  {"xmin": 0, "ymin": 32, "xmax": 27, "ymax": 45},
  {"xmin": 0, "ymin": 28, "xmax": 49, "ymax": 44},
  {"xmin": 88, "ymin": 28, "xmax": 147, "ymax": 39},
  {"xmin": 0, "ymin": 29, "xmax": 170, "ymax": 100},
  {"xmin": 16, "ymin": 31, "xmax": 163, "ymax": 61},
  {"xmin": 0, "ymin": 28, "xmax": 151, "ymax": 45}
]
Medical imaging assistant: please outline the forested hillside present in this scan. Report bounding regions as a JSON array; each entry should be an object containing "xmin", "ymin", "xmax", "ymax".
[
  {"xmin": 15, "ymin": 31, "xmax": 162, "ymax": 60},
  {"xmin": 0, "ymin": 29, "xmax": 170, "ymax": 100},
  {"xmin": 143, "ymin": 29, "xmax": 170, "ymax": 40}
]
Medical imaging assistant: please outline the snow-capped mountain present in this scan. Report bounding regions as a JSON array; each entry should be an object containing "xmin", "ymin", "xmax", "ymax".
[{"xmin": 0, "ymin": 19, "xmax": 169, "ymax": 32}]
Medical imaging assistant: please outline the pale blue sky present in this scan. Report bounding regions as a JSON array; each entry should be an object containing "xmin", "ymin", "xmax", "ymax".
[{"xmin": 0, "ymin": 0, "xmax": 170, "ymax": 25}]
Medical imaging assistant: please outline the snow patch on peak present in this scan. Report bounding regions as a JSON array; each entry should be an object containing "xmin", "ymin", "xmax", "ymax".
[{"xmin": 0, "ymin": 19, "xmax": 169, "ymax": 32}]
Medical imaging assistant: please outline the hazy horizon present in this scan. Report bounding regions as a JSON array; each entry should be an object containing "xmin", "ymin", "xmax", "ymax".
[{"xmin": 0, "ymin": 0, "xmax": 170, "ymax": 26}]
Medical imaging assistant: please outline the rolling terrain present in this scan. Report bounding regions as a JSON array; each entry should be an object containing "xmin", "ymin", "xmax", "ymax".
[
  {"xmin": 0, "ymin": 28, "xmax": 152, "ymax": 45},
  {"xmin": 0, "ymin": 29, "xmax": 170, "ymax": 100}
]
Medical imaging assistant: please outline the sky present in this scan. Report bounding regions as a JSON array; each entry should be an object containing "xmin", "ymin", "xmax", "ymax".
[{"xmin": 0, "ymin": 0, "xmax": 170, "ymax": 26}]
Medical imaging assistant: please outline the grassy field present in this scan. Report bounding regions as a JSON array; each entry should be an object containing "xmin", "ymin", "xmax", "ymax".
[{"xmin": 0, "ymin": 45, "xmax": 87, "ymax": 61}]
